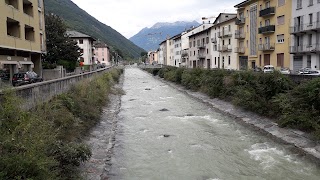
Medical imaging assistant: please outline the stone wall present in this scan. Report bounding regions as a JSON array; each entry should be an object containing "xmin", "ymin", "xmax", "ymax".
[{"xmin": 11, "ymin": 67, "xmax": 112, "ymax": 109}]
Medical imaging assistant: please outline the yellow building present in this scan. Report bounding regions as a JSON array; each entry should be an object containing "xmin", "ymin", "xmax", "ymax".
[
  {"xmin": 0, "ymin": 0, "xmax": 46, "ymax": 81},
  {"xmin": 234, "ymin": 0, "xmax": 291, "ymax": 70}
]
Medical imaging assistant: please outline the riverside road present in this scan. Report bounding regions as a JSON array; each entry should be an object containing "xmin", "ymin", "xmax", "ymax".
[{"xmin": 87, "ymin": 67, "xmax": 320, "ymax": 180}]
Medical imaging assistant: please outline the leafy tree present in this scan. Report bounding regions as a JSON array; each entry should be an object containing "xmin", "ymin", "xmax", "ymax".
[{"xmin": 43, "ymin": 14, "xmax": 81, "ymax": 71}]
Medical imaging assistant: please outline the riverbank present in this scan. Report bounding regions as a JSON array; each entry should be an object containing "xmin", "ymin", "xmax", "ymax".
[
  {"xmin": 81, "ymin": 73, "xmax": 124, "ymax": 179},
  {"xmin": 0, "ymin": 68, "xmax": 123, "ymax": 180},
  {"xmin": 144, "ymin": 67, "xmax": 320, "ymax": 163}
]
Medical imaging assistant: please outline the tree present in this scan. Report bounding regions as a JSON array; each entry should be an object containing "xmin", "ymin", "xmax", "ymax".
[{"xmin": 43, "ymin": 14, "xmax": 81, "ymax": 71}]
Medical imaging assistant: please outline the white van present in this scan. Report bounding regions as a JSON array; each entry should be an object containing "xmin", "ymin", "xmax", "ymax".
[{"xmin": 263, "ymin": 65, "xmax": 275, "ymax": 73}]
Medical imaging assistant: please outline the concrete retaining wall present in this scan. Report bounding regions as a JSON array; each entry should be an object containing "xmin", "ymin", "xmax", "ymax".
[{"xmin": 10, "ymin": 67, "xmax": 112, "ymax": 109}]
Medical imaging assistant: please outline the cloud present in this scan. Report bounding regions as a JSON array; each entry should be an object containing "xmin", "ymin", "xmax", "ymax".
[{"xmin": 71, "ymin": 0, "xmax": 239, "ymax": 38}]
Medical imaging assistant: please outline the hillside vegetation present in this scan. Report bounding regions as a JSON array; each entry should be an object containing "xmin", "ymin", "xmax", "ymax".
[{"xmin": 44, "ymin": 0, "xmax": 145, "ymax": 59}]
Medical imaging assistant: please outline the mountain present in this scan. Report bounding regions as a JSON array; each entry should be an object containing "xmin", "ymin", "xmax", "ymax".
[
  {"xmin": 44, "ymin": 0, "xmax": 145, "ymax": 59},
  {"xmin": 130, "ymin": 21, "xmax": 200, "ymax": 51}
]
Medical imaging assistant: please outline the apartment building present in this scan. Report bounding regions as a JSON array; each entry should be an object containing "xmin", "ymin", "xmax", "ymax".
[
  {"xmin": 211, "ymin": 13, "xmax": 238, "ymax": 69},
  {"xmin": 67, "ymin": 30, "xmax": 95, "ymax": 66},
  {"xmin": 235, "ymin": 0, "xmax": 292, "ymax": 70},
  {"xmin": 0, "ymin": 0, "xmax": 46, "ymax": 80},
  {"xmin": 188, "ymin": 29, "xmax": 212, "ymax": 69},
  {"xmin": 171, "ymin": 34, "xmax": 182, "ymax": 67},
  {"xmin": 159, "ymin": 39, "xmax": 170, "ymax": 65},
  {"xmin": 147, "ymin": 51, "xmax": 158, "ymax": 64},
  {"xmin": 94, "ymin": 42, "xmax": 110, "ymax": 66},
  {"xmin": 290, "ymin": 0, "xmax": 320, "ymax": 73}
]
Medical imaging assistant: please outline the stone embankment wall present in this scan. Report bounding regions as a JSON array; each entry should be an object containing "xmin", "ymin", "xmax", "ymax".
[{"xmin": 9, "ymin": 67, "xmax": 112, "ymax": 109}]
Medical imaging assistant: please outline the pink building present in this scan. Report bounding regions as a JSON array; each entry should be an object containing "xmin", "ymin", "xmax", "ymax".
[{"xmin": 94, "ymin": 42, "xmax": 111, "ymax": 66}]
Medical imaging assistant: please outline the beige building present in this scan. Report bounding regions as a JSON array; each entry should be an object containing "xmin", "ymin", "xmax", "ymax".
[
  {"xmin": 235, "ymin": 0, "xmax": 292, "ymax": 70},
  {"xmin": 0, "ymin": 0, "xmax": 46, "ymax": 81}
]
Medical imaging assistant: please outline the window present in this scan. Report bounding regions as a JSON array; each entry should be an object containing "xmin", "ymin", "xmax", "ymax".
[
  {"xmin": 228, "ymin": 56, "xmax": 231, "ymax": 65},
  {"xmin": 309, "ymin": 13, "xmax": 313, "ymax": 25},
  {"xmin": 297, "ymin": 0, "xmax": 302, "ymax": 9},
  {"xmin": 308, "ymin": 34, "xmax": 312, "ymax": 46},
  {"xmin": 79, "ymin": 39, "xmax": 83, "ymax": 44},
  {"xmin": 80, "ymin": 49, "xmax": 84, "ymax": 53},
  {"xmin": 206, "ymin": 37, "xmax": 209, "ymax": 44},
  {"xmin": 193, "ymin": 41, "xmax": 196, "ymax": 47},
  {"xmin": 207, "ymin": 49, "xmax": 209, "ymax": 54},
  {"xmin": 25, "ymin": 25, "xmax": 35, "ymax": 41},
  {"xmin": 189, "ymin": 42, "xmax": 192, "ymax": 48},
  {"xmin": 229, "ymin": 39, "xmax": 231, "ymax": 45},
  {"xmin": 277, "ymin": 34, "xmax": 284, "ymax": 43},
  {"xmin": 278, "ymin": 0, "xmax": 285, "ymax": 7},
  {"xmin": 5, "ymin": 0, "xmax": 19, "ymax": 9},
  {"xmin": 215, "ymin": 57, "xmax": 217, "ymax": 65},
  {"xmin": 7, "ymin": 18, "xmax": 20, "ymax": 38},
  {"xmin": 23, "ymin": 0, "xmax": 34, "ymax": 17},
  {"xmin": 309, "ymin": 0, "xmax": 314, "ymax": 6},
  {"xmin": 277, "ymin": 15, "xmax": 285, "ymax": 25}
]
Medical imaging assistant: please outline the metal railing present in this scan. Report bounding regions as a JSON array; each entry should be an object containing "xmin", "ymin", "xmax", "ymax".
[
  {"xmin": 258, "ymin": 43, "xmax": 275, "ymax": 51},
  {"xmin": 290, "ymin": 22, "xmax": 320, "ymax": 34}
]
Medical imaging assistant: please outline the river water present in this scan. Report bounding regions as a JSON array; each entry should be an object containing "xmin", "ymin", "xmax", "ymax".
[{"xmin": 108, "ymin": 67, "xmax": 320, "ymax": 180}]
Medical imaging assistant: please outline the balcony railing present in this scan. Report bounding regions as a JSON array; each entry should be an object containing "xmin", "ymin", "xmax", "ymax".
[
  {"xmin": 258, "ymin": 25, "xmax": 275, "ymax": 34},
  {"xmin": 290, "ymin": 44, "xmax": 320, "ymax": 54},
  {"xmin": 235, "ymin": 17, "xmax": 245, "ymax": 25},
  {"xmin": 181, "ymin": 50, "xmax": 189, "ymax": 57},
  {"xmin": 290, "ymin": 22, "xmax": 320, "ymax": 34},
  {"xmin": 259, "ymin": 7, "xmax": 275, "ymax": 17},
  {"xmin": 197, "ymin": 43, "xmax": 206, "ymax": 49},
  {"xmin": 218, "ymin": 45, "xmax": 232, "ymax": 52},
  {"xmin": 197, "ymin": 53, "xmax": 206, "ymax": 59},
  {"xmin": 258, "ymin": 43, "xmax": 275, "ymax": 51},
  {"xmin": 235, "ymin": 30, "xmax": 245, "ymax": 39},
  {"xmin": 218, "ymin": 31, "xmax": 232, "ymax": 38},
  {"xmin": 235, "ymin": 47, "xmax": 245, "ymax": 53}
]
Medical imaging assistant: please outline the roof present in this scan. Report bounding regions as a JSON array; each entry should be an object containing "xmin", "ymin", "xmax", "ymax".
[
  {"xmin": 188, "ymin": 25, "xmax": 213, "ymax": 38},
  {"xmin": 234, "ymin": 0, "xmax": 251, "ymax": 8},
  {"xmin": 66, "ymin": 30, "xmax": 96, "ymax": 41},
  {"xmin": 94, "ymin": 42, "xmax": 109, "ymax": 48},
  {"xmin": 170, "ymin": 33, "xmax": 182, "ymax": 40},
  {"xmin": 212, "ymin": 13, "xmax": 237, "ymax": 25}
]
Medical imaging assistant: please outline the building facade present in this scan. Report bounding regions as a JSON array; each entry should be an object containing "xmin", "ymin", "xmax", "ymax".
[
  {"xmin": 0, "ymin": 0, "xmax": 46, "ymax": 80},
  {"xmin": 211, "ymin": 13, "xmax": 238, "ymax": 69},
  {"xmin": 188, "ymin": 28, "xmax": 212, "ymax": 69},
  {"xmin": 290, "ymin": 0, "xmax": 320, "ymax": 73},
  {"xmin": 148, "ymin": 51, "xmax": 158, "ymax": 64},
  {"xmin": 67, "ymin": 30, "xmax": 95, "ymax": 66},
  {"xmin": 172, "ymin": 34, "xmax": 182, "ymax": 67},
  {"xmin": 235, "ymin": 0, "xmax": 292, "ymax": 70},
  {"xmin": 94, "ymin": 42, "xmax": 110, "ymax": 66},
  {"xmin": 159, "ymin": 39, "xmax": 170, "ymax": 65}
]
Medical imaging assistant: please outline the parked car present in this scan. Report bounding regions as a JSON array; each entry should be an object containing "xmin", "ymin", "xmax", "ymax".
[
  {"xmin": 298, "ymin": 68, "xmax": 310, "ymax": 74},
  {"xmin": 280, "ymin": 68, "xmax": 291, "ymax": 75},
  {"xmin": 263, "ymin": 65, "xmax": 275, "ymax": 73},
  {"xmin": 252, "ymin": 67, "xmax": 262, "ymax": 72},
  {"xmin": 303, "ymin": 70, "xmax": 320, "ymax": 76},
  {"xmin": 12, "ymin": 71, "xmax": 43, "ymax": 86}
]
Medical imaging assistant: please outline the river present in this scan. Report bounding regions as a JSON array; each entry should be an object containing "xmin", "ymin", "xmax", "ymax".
[{"xmin": 105, "ymin": 67, "xmax": 320, "ymax": 180}]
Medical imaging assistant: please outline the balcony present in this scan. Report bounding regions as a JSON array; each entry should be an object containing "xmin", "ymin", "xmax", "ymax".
[
  {"xmin": 235, "ymin": 30, "xmax": 245, "ymax": 39},
  {"xmin": 211, "ymin": 37, "xmax": 217, "ymax": 44},
  {"xmin": 218, "ymin": 31, "xmax": 232, "ymax": 38},
  {"xmin": 290, "ymin": 45, "xmax": 320, "ymax": 54},
  {"xmin": 181, "ymin": 50, "xmax": 189, "ymax": 57},
  {"xmin": 235, "ymin": 47, "xmax": 245, "ymax": 54},
  {"xmin": 290, "ymin": 22, "xmax": 320, "ymax": 34},
  {"xmin": 197, "ymin": 53, "xmax": 206, "ymax": 59},
  {"xmin": 258, "ymin": 25, "xmax": 275, "ymax": 34},
  {"xmin": 235, "ymin": 17, "xmax": 245, "ymax": 25},
  {"xmin": 258, "ymin": 43, "xmax": 275, "ymax": 51},
  {"xmin": 197, "ymin": 43, "xmax": 206, "ymax": 49},
  {"xmin": 218, "ymin": 45, "xmax": 232, "ymax": 52},
  {"xmin": 259, "ymin": 7, "xmax": 275, "ymax": 17}
]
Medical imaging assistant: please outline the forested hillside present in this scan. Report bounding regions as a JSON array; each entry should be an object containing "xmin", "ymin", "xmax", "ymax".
[{"xmin": 44, "ymin": 0, "xmax": 146, "ymax": 59}]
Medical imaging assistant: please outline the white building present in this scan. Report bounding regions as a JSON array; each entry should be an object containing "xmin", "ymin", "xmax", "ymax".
[
  {"xmin": 211, "ymin": 13, "xmax": 238, "ymax": 69},
  {"xmin": 67, "ymin": 30, "xmax": 95, "ymax": 65},
  {"xmin": 159, "ymin": 39, "xmax": 170, "ymax": 66},
  {"xmin": 171, "ymin": 34, "xmax": 182, "ymax": 67},
  {"xmin": 290, "ymin": 0, "xmax": 320, "ymax": 73}
]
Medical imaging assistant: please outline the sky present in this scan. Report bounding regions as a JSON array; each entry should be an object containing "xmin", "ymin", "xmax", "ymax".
[{"xmin": 71, "ymin": 0, "xmax": 240, "ymax": 39}]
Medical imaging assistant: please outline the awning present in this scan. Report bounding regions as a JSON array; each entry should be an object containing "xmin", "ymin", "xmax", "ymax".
[
  {"xmin": 18, "ymin": 61, "xmax": 34, "ymax": 65},
  {"xmin": 0, "ymin": 61, "xmax": 18, "ymax": 65}
]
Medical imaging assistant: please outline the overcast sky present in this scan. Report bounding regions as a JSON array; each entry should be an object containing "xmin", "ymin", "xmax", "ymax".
[{"xmin": 71, "ymin": 0, "xmax": 240, "ymax": 38}]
